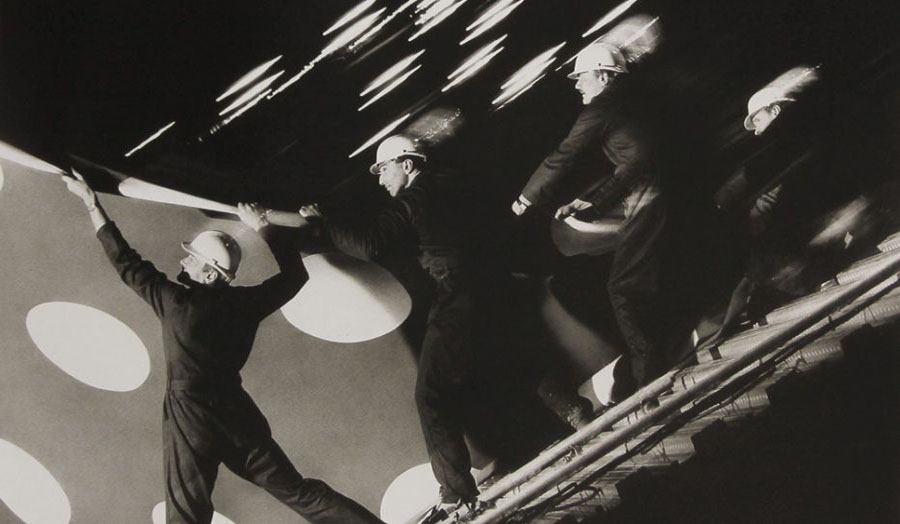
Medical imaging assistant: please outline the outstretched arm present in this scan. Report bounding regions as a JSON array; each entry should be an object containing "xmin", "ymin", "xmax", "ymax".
[
  {"xmin": 62, "ymin": 170, "xmax": 180, "ymax": 317},
  {"xmin": 514, "ymin": 102, "xmax": 608, "ymax": 214},
  {"xmin": 62, "ymin": 170, "xmax": 110, "ymax": 231}
]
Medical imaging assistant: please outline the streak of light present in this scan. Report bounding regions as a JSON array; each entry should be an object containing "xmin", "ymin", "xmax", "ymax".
[
  {"xmin": 408, "ymin": 0, "xmax": 468, "ymax": 41},
  {"xmin": 495, "ymin": 72, "xmax": 545, "ymax": 108},
  {"xmin": 215, "ymin": 55, "xmax": 282, "ymax": 102},
  {"xmin": 271, "ymin": 9, "xmax": 385, "ymax": 98},
  {"xmin": 493, "ymin": 42, "xmax": 565, "ymax": 106},
  {"xmin": 349, "ymin": 113, "xmax": 412, "ymax": 158},
  {"xmin": 323, "ymin": 8, "xmax": 386, "ymax": 55},
  {"xmin": 460, "ymin": 0, "xmax": 522, "ymax": 45},
  {"xmin": 350, "ymin": 0, "xmax": 418, "ymax": 50},
  {"xmin": 125, "ymin": 121, "xmax": 176, "ymax": 157},
  {"xmin": 219, "ymin": 70, "xmax": 283, "ymax": 115},
  {"xmin": 621, "ymin": 16, "xmax": 658, "ymax": 47},
  {"xmin": 359, "ymin": 65, "xmax": 422, "ymax": 110},
  {"xmin": 582, "ymin": 0, "xmax": 638, "ymax": 37},
  {"xmin": 323, "ymin": 0, "xmax": 377, "ymax": 36},
  {"xmin": 361, "ymin": 50, "xmax": 425, "ymax": 97},
  {"xmin": 222, "ymin": 88, "xmax": 272, "ymax": 125},
  {"xmin": 447, "ymin": 35, "xmax": 506, "ymax": 79},
  {"xmin": 441, "ymin": 47, "xmax": 503, "ymax": 92},
  {"xmin": 466, "ymin": 0, "xmax": 515, "ymax": 31}
]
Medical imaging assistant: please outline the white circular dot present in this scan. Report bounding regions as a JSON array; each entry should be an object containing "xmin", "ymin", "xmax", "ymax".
[
  {"xmin": 26, "ymin": 302, "xmax": 150, "ymax": 392},
  {"xmin": 0, "ymin": 439, "xmax": 72, "ymax": 524},
  {"xmin": 281, "ymin": 252, "xmax": 411, "ymax": 343}
]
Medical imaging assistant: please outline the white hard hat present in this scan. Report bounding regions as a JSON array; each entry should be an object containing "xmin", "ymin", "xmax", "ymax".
[
  {"xmin": 369, "ymin": 135, "xmax": 427, "ymax": 175},
  {"xmin": 744, "ymin": 86, "xmax": 795, "ymax": 131},
  {"xmin": 568, "ymin": 42, "xmax": 628, "ymax": 79},
  {"xmin": 181, "ymin": 230, "xmax": 241, "ymax": 282}
]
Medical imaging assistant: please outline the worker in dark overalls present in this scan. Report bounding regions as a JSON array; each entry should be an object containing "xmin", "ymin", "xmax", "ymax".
[
  {"xmin": 63, "ymin": 171, "xmax": 383, "ymax": 524},
  {"xmin": 288, "ymin": 135, "xmax": 482, "ymax": 519}
]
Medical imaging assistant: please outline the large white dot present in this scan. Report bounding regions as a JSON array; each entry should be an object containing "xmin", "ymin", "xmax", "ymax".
[
  {"xmin": 0, "ymin": 439, "xmax": 72, "ymax": 524},
  {"xmin": 151, "ymin": 502, "xmax": 235, "ymax": 523},
  {"xmin": 26, "ymin": 302, "xmax": 150, "ymax": 392},
  {"xmin": 380, "ymin": 463, "xmax": 440, "ymax": 524},
  {"xmin": 281, "ymin": 252, "xmax": 411, "ymax": 343}
]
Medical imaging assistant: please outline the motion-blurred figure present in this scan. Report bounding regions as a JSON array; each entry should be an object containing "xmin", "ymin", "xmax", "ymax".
[
  {"xmin": 62, "ymin": 172, "xmax": 382, "ymax": 524},
  {"xmin": 705, "ymin": 66, "xmax": 830, "ymax": 345},
  {"xmin": 512, "ymin": 41, "xmax": 689, "ymax": 425}
]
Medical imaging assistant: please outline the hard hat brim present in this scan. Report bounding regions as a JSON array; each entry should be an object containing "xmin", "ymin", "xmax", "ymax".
[
  {"xmin": 566, "ymin": 65, "xmax": 626, "ymax": 80},
  {"xmin": 369, "ymin": 153, "xmax": 427, "ymax": 175},
  {"xmin": 180, "ymin": 241, "xmax": 234, "ymax": 281}
]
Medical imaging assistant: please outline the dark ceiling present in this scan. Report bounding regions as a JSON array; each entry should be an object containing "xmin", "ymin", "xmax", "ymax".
[{"xmin": 3, "ymin": 0, "xmax": 895, "ymax": 212}]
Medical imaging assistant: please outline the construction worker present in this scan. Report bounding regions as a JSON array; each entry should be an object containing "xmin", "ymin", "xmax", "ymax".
[
  {"xmin": 512, "ymin": 41, "xmax": 680, "ymax": 419},
  {"xmin": 62, "ymin": 171, "xmax": 383, "ymax": 524},
  {"xmin": 284, "ymin": 135, "xmax": 482, "ymax": 518}
]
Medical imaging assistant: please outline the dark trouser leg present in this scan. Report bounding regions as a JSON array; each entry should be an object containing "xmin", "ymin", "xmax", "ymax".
[
  {"xmin": 608, "ymin": 184, "xmax": 669, "ymax": 387},
  {"xmin": 224, "ymin": 436, "xmax": 382, "ymax": 524},
  {"xmin": 218, "ymin": 391, "xmax": 382, "ymax": 524},
  {"xmin": 163, "ymin": 395, "xmax": 220, "ymax": 524},
  {"xmin": 415, "ymin": 276, "xmax": 479, "ymax": 503}
]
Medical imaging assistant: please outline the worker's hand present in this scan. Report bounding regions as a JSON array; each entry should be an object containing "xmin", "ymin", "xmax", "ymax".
[
  {"xmin": 61, "ymin": 169, "xmax": 97, "ymax": 207},
  {"xmin": 511, "ymin": 194, "xmax": 531, "ymax": 216},
  {"xmin": 299, "ymin": 204, "xmax": 321, "ymax": 218},
  {"xmin": 554, "ymin": 198, "xmax": 592, "ymax": 220},
  {"xmin": 237, "ymin": 202, "xmax": 269, "ymax": 232},
  {"xmin": 748, "ymin": 184, "xmax": 782, "ymax": 236}
]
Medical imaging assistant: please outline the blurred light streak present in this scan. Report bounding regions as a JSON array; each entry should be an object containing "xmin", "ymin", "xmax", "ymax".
[
  {"xmin": 460, "ymin": 0, "xmax": 522, "ymax": 45},
  {"xmin": 495, "ymin": 72, "xmax": 545, "ymax": 108},
  {"xmin": 441, "ymin": 47, "xmax": 503, "ymax": 92},
  {"xmin": 323, "ymin": 0, "xmax": 377, "ymax": 36},
  {"xmin": 360, "ymin": 65, "xmax": 422, "ymax": 110},
  {"xmin": 582, "ymin": 0, "xmax": 638, "ymax": 37},
  {"xmin": 350, "ymin": 0, "xmax": 418, "ymax": 50},
  {"xmin": 349, "ymin": 113, "xmax": 412, "ymax": 158},
  {"xmin": 409, "ymin": 0, "xmax": 468, "ymax": 41},
  {"xmin": 621, "ymin": 16, "xmax": 658, "ymax": 47},
  {"xmin": 125, "ymin": 121, "xmax": 176, "ymax": 157},
  {"xmin": 809, "ymin": 196, "xmax": 871, "ymax": 247},
  {"xmin": 222, "ymin": 88, "xmax": 272, "ymax": 125},
  {"xmin": 493, "ymin": 42, "xmax": 565, "ymax": 106},
  {"xmin": 361, "ymin": 50, "xmax": 425, "ymax": 96},
  {"xmin": 219, "ymin": 70, "xmax": 283, "ymax": 115},
  {"xmin": 448, "ymin": 35, "xmax": 506, "ymax": 79},
  {"xmin": 465, "ymin": 0, "xmax": 515, "ymax": 31},
  {"xmin": 323, "ymin": 8, "xmax": 386, "ymax": 55},
  {"xmin": 271, "ymin": 9, "xmax": 384, "ymax": 97},
  {"xmin": 215, "ymin": 55, "xmax": 282, "ymax": 102}
]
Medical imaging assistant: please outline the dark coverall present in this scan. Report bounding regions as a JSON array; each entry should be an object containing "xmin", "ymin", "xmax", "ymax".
[
  {"xmin": 521, "ymin": 91, "xmax": 674, "ymax": 387},
  {"xmin": 97, "ymin": 222, "xmax": 382, "ymax": 524},
  {"xmin": 321, "ymin": 169, "xmax": 480, "ymax": 503}
]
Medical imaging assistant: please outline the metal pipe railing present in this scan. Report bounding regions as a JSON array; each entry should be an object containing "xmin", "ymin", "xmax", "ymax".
[{"xmin": 461, "ymin": 249, "xmax": 900, "ymax": 524}]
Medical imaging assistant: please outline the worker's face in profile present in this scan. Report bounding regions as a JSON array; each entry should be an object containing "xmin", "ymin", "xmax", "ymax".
[
  {"xmin": 377, "ymin": 159, "xmax": 410, "ymax": 198},
  {"xmin": 751, "ymin": 105, "xmax": 780, "ymax": 135},
  {"xmin": 179, "ymin": 254, "xmax": 216, "ymax": 286},
  {"xmin": 574, "ymin": 70, "xmax": 607, "ymax": 105}
]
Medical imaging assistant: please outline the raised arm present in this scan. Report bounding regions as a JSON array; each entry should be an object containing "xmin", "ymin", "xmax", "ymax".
[
  {"xmin": 62, "ymin": 170, "xmax": 180, "ymax": 317},
  {"xmin": 232, "ymin": 203, "xmax": 309, "ymax": 319}
]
